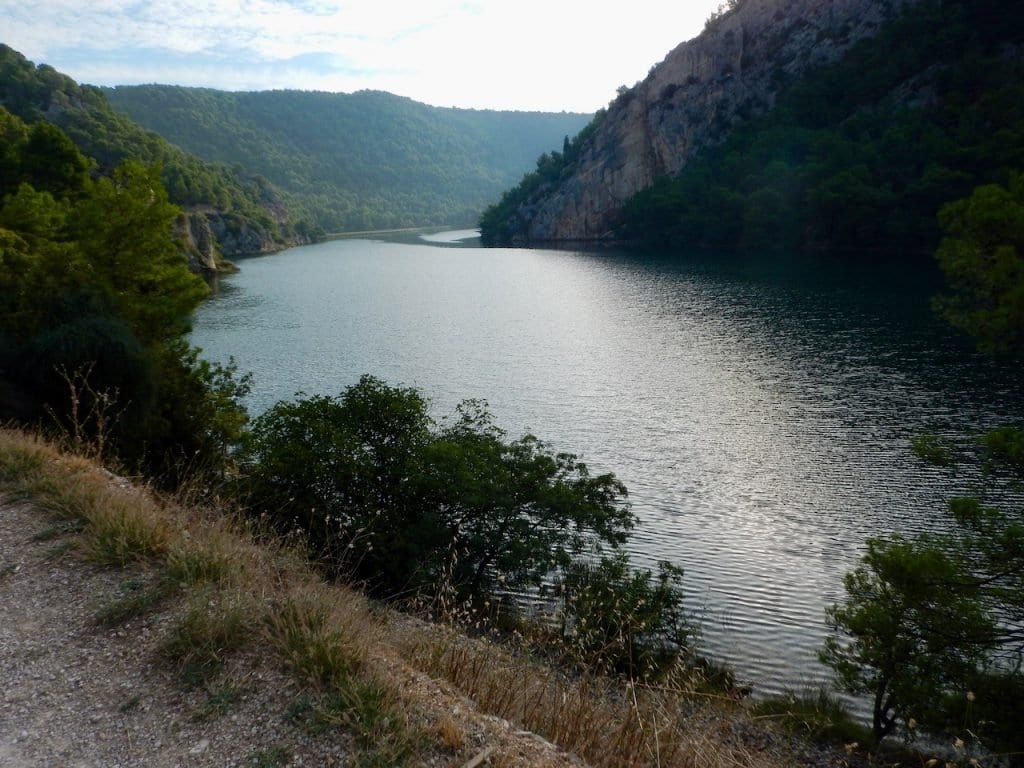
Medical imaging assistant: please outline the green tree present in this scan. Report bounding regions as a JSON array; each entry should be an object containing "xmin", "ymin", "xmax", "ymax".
[
  {"xmin": 417, "ymin": 401, "xmax": 633, "ymax": 595},
  {"xmin": 70, "ymin": 161, "xmax": 209, "ymax": 344},
  {"xmin": 17, "ymin": 121, "xmax": 92, "ymax": 199},
  {"xmin": 820, "ymin": 537, "xmax": 996, "ymax": 743},
  {"xmin": 0, "ymin": 120, "xmax": 246, "ymax": 482},
  {"xmin": 934, "ymin": 175, "xmax": 1024, "ymax": 354}
]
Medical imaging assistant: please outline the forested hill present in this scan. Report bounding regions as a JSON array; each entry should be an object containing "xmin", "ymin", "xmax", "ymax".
[
  {"xmin": 480, "ymin": 0, "xmax": 1024, "ymax": 255},
  {"xmin": 104, "ymin": 86, "xmax": 591, "ymax": 233},
  {"xmin": 0, "ymin": 44, "xmax": 306, "ymax": 266}
]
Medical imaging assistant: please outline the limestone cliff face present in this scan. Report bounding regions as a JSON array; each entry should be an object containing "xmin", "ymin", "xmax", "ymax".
[
  {"xmin": 175, "ymin": 212, "xmax": 219, "ymax": 274},
  {"xmin": 176, "ymin": 199, "xmax": 304, "ymax": 274},
  {"xmin": 511, "ymin": 0, "xmax": 918, "ymax": 242}
]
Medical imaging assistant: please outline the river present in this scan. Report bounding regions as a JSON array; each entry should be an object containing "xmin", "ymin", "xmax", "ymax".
[{"xmin": 190, "ymin": 231, "xmax": 1023, "ymax": 698}]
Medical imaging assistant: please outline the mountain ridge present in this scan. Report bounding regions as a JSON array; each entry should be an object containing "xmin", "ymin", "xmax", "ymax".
[{"xmin": 103, "ymin": 85, "xmax": 591, "ymax": 234}]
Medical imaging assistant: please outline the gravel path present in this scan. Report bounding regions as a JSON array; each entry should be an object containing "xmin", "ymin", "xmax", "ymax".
[{"xmin": 0, "ymin": 497, "xmax": 592, "ymax": 767}]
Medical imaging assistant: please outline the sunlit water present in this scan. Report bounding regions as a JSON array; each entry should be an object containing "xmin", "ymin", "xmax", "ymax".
[{"xmin": 191, "ymin": 232, "xmax": 1023, "ymax": 699}]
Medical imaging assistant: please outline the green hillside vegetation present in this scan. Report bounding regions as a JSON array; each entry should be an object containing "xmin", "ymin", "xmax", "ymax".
[
  {"xmin": 618, "ymin": 0, "xmax": 1024, "ymax": 254},
  {"xmin": 104, "ymin": 85, "xmax": 591, "ymax": 232},
  {"xmin": 0, "ymin": 107, "xmax": 249, "ymax": 484},
  {"xmin": 479, "ymin": 115, "xmax": 606, "ymax": 245},
  {"xmin": 0, "ymin": 44, "xmax": 307, "ymax": 253}
]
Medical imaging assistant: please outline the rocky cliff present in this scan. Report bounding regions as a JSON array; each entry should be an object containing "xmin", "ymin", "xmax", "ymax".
[
  {"xmin": 175, "ymin": 210, "xmax": 288, "ymax": 273},
  {"xmin": 505, "ymin": 0, "xmax": 920, "ymax": 242}
]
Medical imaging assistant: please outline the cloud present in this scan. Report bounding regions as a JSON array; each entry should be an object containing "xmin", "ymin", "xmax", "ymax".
[{"xmin": 1, "ymin": 0, "xmax": 719, "ymax": 111}]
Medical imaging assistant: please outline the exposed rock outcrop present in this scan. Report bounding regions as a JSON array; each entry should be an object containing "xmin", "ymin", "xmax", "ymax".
[
  {"xmin": 175, "ymin": 211, "xmax": 219, "ymax": 274},
  {"xmin": 176, "ymin": 202, "xmax": 305, "ymax": 274},
  {"xmin": 508, "ymin": 0, "xmax": 920, "ymax": 242}
]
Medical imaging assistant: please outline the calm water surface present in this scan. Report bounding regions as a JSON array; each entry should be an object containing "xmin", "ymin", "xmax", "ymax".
[{"xmin": 191, "ymin": 232, "xmax": 1023, "ymax": 698}]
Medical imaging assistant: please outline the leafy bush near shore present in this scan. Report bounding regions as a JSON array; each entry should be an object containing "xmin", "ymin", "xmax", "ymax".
[
  {"xmin": 240, "ymin": 376, "xmax": 697, "ymax": 672},
  {"xmin": 240, "ymin": 376, "xmax": 634, "ymax": 597},
  {"xmin": 555, "ymin": 554, "xmax": 694, "ymax": 678}
]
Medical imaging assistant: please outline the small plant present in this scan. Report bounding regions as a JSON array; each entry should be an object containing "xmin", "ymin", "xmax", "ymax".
[
  {"xmin": 0, "ymin": 430, "xmax": 48, "ymax": 486},
  {"xmin": 159, "ymin": 595, "xmax": 252, "ymax": 687},
  {"xmin": 95, "ymin": 575, "xmax": 177, "ymax": 628},
  {"xmin": 556, "ymin": 553, "xmax": 696, "ymax": 679},
  {"xmin": 191, "ymin": 681, "xmax": 245, "ymax": 722},
  {"xmin": 434, "ymin": 716, "xmax": 465, "ymax": 751},
  {"xmin": 44, "ymin": 363, "xmax": 125, "ymax": 462},
  {"xmin": 166, "ymin": 533, "xmax": 237, "ymax": 586},
  {"xmin": 268, "ymin": 592, "xmax": 423, "ymax": 766},
  {"xmin": 81, "ymin": 494, "xmax": 171, "ymax": 566},
  {"xmin": 267, "ymin": 595, "xmax": 365, "ymax": 689}
]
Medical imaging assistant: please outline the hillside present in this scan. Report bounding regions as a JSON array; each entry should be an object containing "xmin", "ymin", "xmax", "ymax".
[
  {"xmin": 480, "ymin": 0, "xmax": 1024, "ymax": 252},
  {"xmin": 0, "ymin": 45, "xmax": 307, "ymax": 267},
  {"xmin": 104, "ymin": 86, "xmax": 591, "ymax": 233}
]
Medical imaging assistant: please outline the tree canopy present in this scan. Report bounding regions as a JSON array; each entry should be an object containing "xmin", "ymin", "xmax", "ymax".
[
  {"xmin": 0, "ymin": 108, "xmax": 249, "ymax": 483},
  {"xmin": 0, "ymin": 44, "xmax": 305, "ymax": 253},
  {"xmin": 240, "ymin": 377, "xmax": 634, "ymax": 598}
]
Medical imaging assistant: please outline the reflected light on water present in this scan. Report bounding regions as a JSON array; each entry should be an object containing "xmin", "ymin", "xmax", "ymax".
[{"xmin": 191, "ymin": 236, "xmax": 1023, "ymax": 699}]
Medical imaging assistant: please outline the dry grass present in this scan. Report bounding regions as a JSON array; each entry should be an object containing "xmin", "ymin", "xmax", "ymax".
[
  {"xmin": 0, "ymin": 426, "xmax": 800, "ymax": 768},
  {"xmin": 267, "ymin": 587, "xmax": 371, "ymax": 689},
  {"xmin": 400, "ymin": 627, "xmax": 735, "ymax": 768},
  {"xmin": 159, "ymin": 590, "xmax": 255, "ymax": 686}
]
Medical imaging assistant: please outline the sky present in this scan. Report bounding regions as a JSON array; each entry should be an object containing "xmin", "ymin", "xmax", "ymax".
[{"xmin": 1, "ymin": 0, "xmax": 724, "ymax": 113}]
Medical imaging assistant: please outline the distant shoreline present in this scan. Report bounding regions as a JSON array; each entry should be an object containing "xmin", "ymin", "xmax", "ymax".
[{"xmin": 324, "ymin": 225, "xmax": 453, "ymax": 240}]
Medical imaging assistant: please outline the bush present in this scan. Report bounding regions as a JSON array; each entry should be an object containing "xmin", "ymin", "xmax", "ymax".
[
  {"xmin": 556, "ymin": 553, "xmax": 695, "ymax": 678},
  {"xmin": 241, "ymin": 377, "xmax": 634, "ymax": 601}
]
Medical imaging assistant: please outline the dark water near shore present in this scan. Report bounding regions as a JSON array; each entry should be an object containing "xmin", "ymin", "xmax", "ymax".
[{"xmin": 191, "ymin": 231, "xmax": 1023, "ymax": 698}]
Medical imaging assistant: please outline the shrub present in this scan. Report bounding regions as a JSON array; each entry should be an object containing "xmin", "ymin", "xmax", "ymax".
[
  {"xmin": 556, "ymin": 553, "xmax": 695, "ymax": 678},
  {"xmin": 241, "ymin": 378, "xmax": 634, "ymax": 600}
]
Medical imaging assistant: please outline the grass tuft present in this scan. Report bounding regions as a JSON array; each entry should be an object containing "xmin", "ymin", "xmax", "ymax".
[
  {"xmin": 191, "ymin": 681, "xmax": 246, "ymax": 722},
  {"xmin": 0, "ymin": 429, "xmax": 49, "ymax": 487},
  {"xmin": 267, "ymin": 594, "xmax": 366, "ymax": 689},
  {"xmin": 166, "ymin": 531, "xmax": 239, "ymax": 586},
  {"xmin": 159, "ymin": 594, "xmax": 252, "ymax": 687},
  {"xmin": 751, "ymin": 687, "xmax": 869, "ymax": 745},
  {"xmin": 80, "ymin": 493, "xmax": 171, "ymax": 566},
  {"xmin": 434, "ymin": 716, "xmax": 465, "ymax": 752},
  {"xmin": 95, "ymin": 575, "xmax": 178, "ymax": 628}
]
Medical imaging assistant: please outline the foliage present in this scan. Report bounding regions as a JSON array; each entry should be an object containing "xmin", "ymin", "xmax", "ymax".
[
  {"xmin": 820, "ymin": 536, "xmax": 996, "ymax": 743},
  {"xmin": 823, "ymin": 173, "xmax": 1024, "ymax": 755},
  {"xmin": 934, "ymin": 175, "xmax": 1024, "ymax": 354},
  {"xmin": 824, "ymin": 415, "xmax": 1024, "ymax": 750},
  {"xmin": 556, "ymin": 553, "xmax": 694, "ymax": 678},
  {"xmin": 0, "ymin": 113, "xmax": 250, "ymax": 483},
  {"xmin": 0, "ymin": 45, "xmax": 301, "ymax": 249},
  {"xmin": 241, "ymin": 377, "xmax": 634, "ymax": 600},
  {"xmin": 479, "ymin": 112, "xmax": 605, "ymax": 244},
  {"xmin": 103, "ymin": 84, "xmax": 592, "ymax": 233},
  {"xmin": 750, "ymin": 688, "xmax": 868, "ymax": 745}
]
